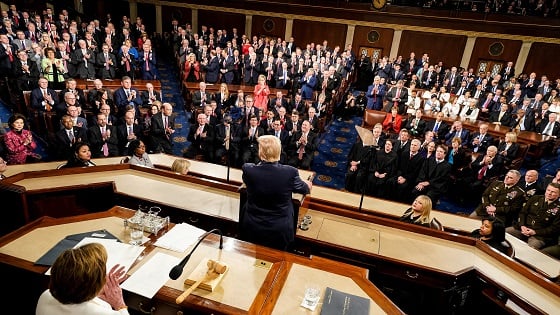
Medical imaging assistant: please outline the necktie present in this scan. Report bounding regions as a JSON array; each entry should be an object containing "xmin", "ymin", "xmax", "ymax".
[
  {"xmin": 105, "ymin": 53, "xmax": 109, "ymax": 70},
  {"xmin": 67, "ymin": 129, "xmax": 74, "ymax": 142},
  {"xmin": 433, "ymin": 122, "xmax": 439, "ymax": 132},
  {"xmin": 225, "ymin": 126, "xmax": 230, "ymax": 150},
  {"xmin": 6, "ymin": 46, "xmax": 13, "ymax": 62},
  {"xmin": 145, "ymin": 53, "xmax": 150, "ymax": 71},
  {"xmin": 544, "ymin": 122, "xmax": 553, "ymax": 135},
  {"xmin": 101, "ymin": 127, "xmax": 109, "ymax": 156},
  {"xmin": 21, "ymin": 40, "xmax": 25, "ymax": 49},
  {"xmin": 128, "ymin": 125, "xmax": 133, "ymax": 136},
  {"xmin": 125, "ymin": 57, "xmax": 131, "ymax": 72},
  {"xmin": 298, "ymin": 134, "xmax": 306, "ymax": 159},
  {"xmin": 163, "ymin": 116, "xmax": 168, "ymax": 129},
  {"xmin": 478, "ymin": 164, "xmax": 488, "ymax": 180}
]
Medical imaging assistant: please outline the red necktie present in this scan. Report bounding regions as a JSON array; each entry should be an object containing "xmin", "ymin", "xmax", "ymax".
[
  {"xmin": 145, "ymin": 54, "xmax": 150, "ymax": 71},
  {"xmin": 125, "ymin": 58, "xmax": 131, "ymax": 72},
  {"xmin": 6, "ymin": 46, "xmax": 13, "ymax": 62}
]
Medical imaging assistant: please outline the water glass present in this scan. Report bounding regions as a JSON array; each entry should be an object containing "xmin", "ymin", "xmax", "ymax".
[
  {"xmin": 303, "ymin": 285, "xmax": 321, "ymax": 308},
  {"xmin": 129, "ymin": 224, "xmax": 144, "ymax": 245}
]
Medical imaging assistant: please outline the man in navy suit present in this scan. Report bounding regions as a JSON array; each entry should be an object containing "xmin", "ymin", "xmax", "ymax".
[
  {"xmin": 54, "ymin": 114, "xmax": 87, "ymax": 160},
  {"xmin": 150, "ymin": 102, "xmax": 176, "ymax": 154},
  {"xmin": 30, "ymin": 77, "xmax": 59, "ymax": 112},
  {"xmin": 240, "ymin": 135, "xmax": 312, "ymax": 251},
  {"xmin": 269, "ymin": 118, "xmax": 291, "ymax": 164},
  {"xmin": 468, "ymin": 123, "xmax": 494, "ymax": 154},
  {"xmin": 299, "ymin": 68, "xmax": 317, "ymax": 101},
  {"xmin": 117, "ymin": 111, "xmax": 143, "ymax": 155},
  {"xmin": 205, "ymin": 50, "xmax": 220, "ymax": 84},
  {"xmin": 113, "ymin": 76, "xmax": 142, "ymax": 117},
  {"xmin": 445, "ymin": 120, "xmax": 470, "ymax": 147},
  {"xmin": 138, "ymin": 42, "xmax": 158, "ymax": 80},
  {"xmin": 87, "ymin": 112, "xmax": 119, "ymax": 158}
]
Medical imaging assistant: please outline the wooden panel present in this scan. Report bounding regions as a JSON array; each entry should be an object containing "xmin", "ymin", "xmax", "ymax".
[
  {"xmin": 292, "ymin": 19, "xmax": 347, "ymax": 50},
  {"xmin": 197, "ymin": 9, "xmax": 246, "ymax": 35},
  {"xmin": 399, "ymin": 31, "xmax": 466, "ymax": 67},
  {"xmin": 524, "ymin": 42, "xmax": 560, "ymax": 80},
  {"xmin": 137, "ymin": 3, "xmax": 157, "ymax": 34},
  {"xmin": 251, "ymin": 15, "xmax": 286, "ymax": 40},
  {"xmin": 162, "ymin": 5, "xmax": 192, "ymax": 29},
  {"xmin": 469, "ymin": 37, "xmax": 522, "ymax": 71},
  {"xmin": 353, "ymin": 26, "xmax": 394, "ymax": 58}
]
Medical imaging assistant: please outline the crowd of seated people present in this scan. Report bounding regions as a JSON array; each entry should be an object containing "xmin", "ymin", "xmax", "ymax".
[
  {"xmin": 1, "ymin": 5, "xmax": 169, "ymax": 163},
  {"xmin": 405, "ymin": 0, "xmax": 560, "ymax": 18}
]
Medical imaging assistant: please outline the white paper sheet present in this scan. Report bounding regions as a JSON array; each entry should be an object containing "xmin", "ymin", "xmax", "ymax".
[
  {"xmin": 153, "ymin": 223, "xmax": 206, "ymax": 252},
  {"xmin": 121, "ymin": 252, "xmax": 181, "ymax": 298},
  {"xmin": 45, "ymin": 237, "xmax": 144, "ymax": 275}
]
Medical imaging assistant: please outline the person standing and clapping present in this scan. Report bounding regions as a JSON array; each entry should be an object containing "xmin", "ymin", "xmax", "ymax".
[
  {"xmin": 36, "ymin": 243, "xmax": 130, "ymax": 315},
  {"xmin": 240, "ymin": 135, "xmax": 312, "ymax": 251}
]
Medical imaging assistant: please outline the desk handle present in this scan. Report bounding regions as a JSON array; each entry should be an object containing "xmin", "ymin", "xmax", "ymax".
[
  {"xmin": 405, "ymin": 270, "xmax": 419, "ymax": 279},
  {"xmin": 138, "ymin": 301, "xmax": 156, "ymax": 314}
]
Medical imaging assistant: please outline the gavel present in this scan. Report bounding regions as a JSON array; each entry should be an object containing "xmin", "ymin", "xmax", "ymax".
[{"xmin": 175, "ymin": 259, "xmax": 227, "ymax": 304}]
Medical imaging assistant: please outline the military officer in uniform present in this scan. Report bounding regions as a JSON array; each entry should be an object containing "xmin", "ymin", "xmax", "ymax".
[
  {"xmin": 470, "ymin": 170, "xmax": 525, "ymax": 227},
  {"xmin": 506, "ymin": 182, "xmax": 560, "ymax": 249}
]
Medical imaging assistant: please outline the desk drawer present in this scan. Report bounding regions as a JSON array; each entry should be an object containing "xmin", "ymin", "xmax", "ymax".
[{"xmin": 374, "ymin": 260, "xmax": 460, "ymax": 289}]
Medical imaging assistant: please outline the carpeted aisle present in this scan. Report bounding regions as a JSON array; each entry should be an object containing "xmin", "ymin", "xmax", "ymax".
[
  {"xmin": 157, "ymin": 62, "xmax": 191, "ymax": 157},
  {"xmin": 311, "ymin": 116, "xmax": 362, "ymax": 189}
]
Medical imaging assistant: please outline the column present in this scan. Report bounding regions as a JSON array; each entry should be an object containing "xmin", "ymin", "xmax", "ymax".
[
  {"xmin": 515, "ymin": 41, "xmax": 533, "ymax": 76},
  {"xmin": 245, "ymin": 15, "xmax": 252, "ymax": 38},
  {"xmin": 129, "ymin": 0, "xmax": 138, "ymax": 21},
  {"xmin": 345, "ymin": 25, "xmax": 355, "ymax": 49},
  {"xmin": 155, "ymin": 4, "xmax": 162, "ymax": 35},
  {"xmin": 285, "ymin": 19, "xmax": 294, "ymax": 41},
  {"xmin": 73, "ymin": 0, "xmax": 83, "ymax": 14},
  {"xmin": 460, "ymin": 36, "xmax": 477, "ymax": 69},
  {"xmin": 191, "ymin": 9, "xmax": 198, "ymax": 34},
  {"xmin": 389, "ymin": 30, "xmax": 402, "ymax": 60}
]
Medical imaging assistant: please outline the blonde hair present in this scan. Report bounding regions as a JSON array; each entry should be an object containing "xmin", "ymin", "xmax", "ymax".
[
  {"xmin": 505, "ymin": 131, "xmax": 517, "ymax": 143},
  {"xmin": 258, "ymin": 135, "xmax": 281, "ymax": 162},
  {"xmin": 412, "ymin": 195, "xmax": 433, "ymax": 224},
  {"xmin": 171, "ymin": 158, "xmax": 191, "ymax": 175}
]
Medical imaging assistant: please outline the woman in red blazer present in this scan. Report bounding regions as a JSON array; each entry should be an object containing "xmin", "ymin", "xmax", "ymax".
[
  {"xmin": 183, "ymin": 53, "xmax": 201, "ymax": 82},
  {"xmin": 382, "ymin": 106, "xmax": 403, "ymax": 134}
]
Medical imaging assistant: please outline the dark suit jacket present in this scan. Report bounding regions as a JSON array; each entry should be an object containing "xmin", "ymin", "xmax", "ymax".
[
  {"xmin": 30, "ymin": 87, "xmax": 59, "ymax": 111},
  {"xmin": 469, "ymin": 132, "xmax": 494, "ymax": 153},
  {"xmin": 489, "ymin": 110, "xmax": 513, "ymax": 127},
  {"xmin": 87, "ymin": 124, "xmax": 119, "ymax": 157},
  {"xmin": 385, "ymin": 86, "xmax": 408, "ymax": 114},
  {"xmin": 536, "ymin": 119, "xmax": 560, "ymax": 137},
  {"xmin": 471, "ymin": 154, "xmax": 504, "ymax": 183},
  {"xmin": 13, "ymin": 59, "xmax": 40, "ymax": 90},
  {"xmin": 113, "ymin": 87, "xmax": 143, "ymax": 114},
  {"xmin": 117, "ymin": 123, "xmax": 142, "ymax": 155},
  {"xmin": 191, "ymin": 90, "xmax": 214, "ymax": 108},
  {"xmin": 205, "ymin": 56, "xmax": 221, "ymax": 83},
  {"xmin": 425, "ymin": 120, "xmax": 449, "ymax": 141},
  {"xmin": 141, "ymin": 90, "xmax": 162, "ymax": 107},
  {"xmin": 445, "ymin": 129, "xmax": 470, "ymax": 146},
  {"xmin": 54, "ymin": 126, "xmax": 87, "ymax": 160},
  {"xmin": 240, "ymin": 162, "xmax": 310, "ymax": 250},
  {"xmin": 403, "ymin": 117, "xmax": 426, "ymax": 137},
  {"xmin": 511, "ymin": 113, "xmax": 536, "ymax": 132}
]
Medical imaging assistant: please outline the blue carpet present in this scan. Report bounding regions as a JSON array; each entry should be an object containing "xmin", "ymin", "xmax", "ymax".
[
  {"xmin": 157, "ymin": 63, "xmax": 191, "ymax": 156},
  {"xmin": 312, "ymin": 116, "xmax": 362, "ymax": 189}
]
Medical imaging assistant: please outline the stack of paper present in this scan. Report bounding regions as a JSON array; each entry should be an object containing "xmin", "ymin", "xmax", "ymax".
[{"xmin": 153, "ymin": 223, "xmax": 206, "ymax": 252}]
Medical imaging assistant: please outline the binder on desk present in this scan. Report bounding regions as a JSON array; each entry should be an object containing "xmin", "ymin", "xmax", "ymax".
[
  {"xmin": 35, "ymin": 230, "xmax": 119, "ymax": 266},
  {"xmin": 320, "ymin": 287, "xmax": 370, "ymax": 315}
]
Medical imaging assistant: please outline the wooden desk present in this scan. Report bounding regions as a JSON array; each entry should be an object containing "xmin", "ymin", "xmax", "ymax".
[
  {"xmin": 296, "ymin": 209, "xmax": 560, "ymax": 314},
  {"xmin": 75, "ymin": 78, "xmax": 162, "ymax": 91},
  {"xmin": 0, "ymin": 207, "xmax": 402, "ymax": 314},
  {"xmin": 183, "ymin": 82, "xmax": 287, "ymax": 98}
]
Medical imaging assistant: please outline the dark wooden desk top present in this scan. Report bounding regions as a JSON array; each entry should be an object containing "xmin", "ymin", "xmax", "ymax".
[
  {"xmin": 420, "ymin": 112, "xmax": 552, "ymax": 144},
  {"xmin": 183, "ymin": 81, "xmax": 288, "ymax": 97},
  {"xmin": 75, "ymin": 79, "xmax": 162, "ymax": 91}
]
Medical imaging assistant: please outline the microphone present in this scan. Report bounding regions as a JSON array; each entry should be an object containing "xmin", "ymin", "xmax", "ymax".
[{"xmin": 169, "ymin": 228, "xmax": 224, "ymax": 280}]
